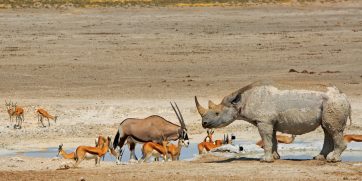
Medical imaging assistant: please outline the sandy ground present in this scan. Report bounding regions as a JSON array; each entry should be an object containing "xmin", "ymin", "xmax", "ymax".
[{"xmin": 0, "ymin": 1, "xmax": 362, "ymax": 180}]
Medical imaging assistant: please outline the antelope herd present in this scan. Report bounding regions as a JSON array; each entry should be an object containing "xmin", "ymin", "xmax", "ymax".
[
  {"xmin": 2, "ymin": 98, "xmax": 362, "ymax": 168},
  {"xmin": 5, "ymin": 100, "xmax": 57, "ymax": 129}
]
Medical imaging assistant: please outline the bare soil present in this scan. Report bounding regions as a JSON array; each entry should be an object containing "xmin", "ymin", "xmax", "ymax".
[{"xmin": 0, "ymin": 1, "xmax": 361, "ymax": 180}]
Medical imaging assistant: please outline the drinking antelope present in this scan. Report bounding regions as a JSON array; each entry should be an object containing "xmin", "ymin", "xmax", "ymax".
[
  {"xmin": 36, "ymin": 108, "xmax": 58, "ymax": 127},
  {"xmin": 198, "ymin": 130, "xmax": 228, "ymax": 154},
  {"xmin": 73, "ymin": 136, "xmax": 112, "ymax": 167},
  {"xmin": 256, "ymin": 134, "xmax": 296, "ymax": 148},
  {"xmin": 58, "ymin": 144, "xmax": 75, "ymax": 159},
  {"xmin": 139, "ymin": 136, "xmax": 169, "ymax": 163},
  {"xmin": 58, "ymin": 136, "xmax": 106, "ymax": 160},
  {"xmin": 343, "ymin": 134, "xmax": 362, "ymax": 143}
]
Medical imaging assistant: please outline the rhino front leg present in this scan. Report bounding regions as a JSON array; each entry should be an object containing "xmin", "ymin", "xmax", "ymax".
[{"xmin": 257, "ymin": 122, "xmax": 274, "ymax": 163}]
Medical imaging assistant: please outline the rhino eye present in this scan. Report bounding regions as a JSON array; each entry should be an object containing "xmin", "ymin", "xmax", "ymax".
[{"xmin": 215, "ymin": 112, "xmax": 219, "ymax": 116}]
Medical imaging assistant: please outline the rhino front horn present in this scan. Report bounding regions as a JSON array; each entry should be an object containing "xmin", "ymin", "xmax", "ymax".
[{"xmin": 195, "ymin": 96, "xmax": 207, "ymax": 116}]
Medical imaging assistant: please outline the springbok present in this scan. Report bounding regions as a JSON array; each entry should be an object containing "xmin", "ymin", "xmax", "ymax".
[
  {"xmin": 36, "ymin": 108, "xmax": 58, "ymax": 127},
  {"xmin": 58, "ymin": 144, "xmax": 75, "ymax": 159},
  {"xmin": 197, "ymin": 131, "xmax": 228, "ymax": 154},
  {"xmin": 139, "ymin": 136, "xmax": 169, "ymax": 163},
  {"xmin": 58, "ymin": 136, "xmax": 106, "ymax": 160},
  {"xmin": 112, "ymin": 102, "xmax": 189, "ymax": 163},
  {"xmin": 343, "ymin": 134, "xmax": 362, "ymax": 143},
  {"xmin": 5, "ymin": 101, "xmax": 15, "ymax": 123},
  {"xmin": 256, "ymin": 134, "xmax": 296, "ymax": 148},
  {"xmin": 166, "ymin": 137, "xmax": 189, "ymax": 161},
  {"xmin": 73, "ymin": 136, "xmax": 112, "ymax": 167},
  {"xmin": 12, "ymin": 102, "xmax": 24, "ymax": 129}
]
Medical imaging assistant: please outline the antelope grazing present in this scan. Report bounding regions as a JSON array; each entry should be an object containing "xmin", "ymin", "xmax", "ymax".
[
  {"xmin": 113, "ymin": 102, "xmax": 189, "ymax": 163},
  {"xmin": 36, "ymin": 108, "xmax": 58, "ymax": 127},
  {"xmin": 5, "ymin": 101, "xmax": 15, "ymax": 123},
  {"xmin": 197, "ymin": 130, "xmax": 227, "ymax": 154},
  {"xmin": 58, "ymin": 144, "xmax": 75, "ymax": 159},
  {"xmin": 12, "ymin": 102, "xmax": 24, "ymax": 129},
  {"xmin": 166, "ymin": 137, "xmax": 189, "ymax": 161},
  {"xmin": 139, "ymin": 136, "xmax": 169, "ymax": 163},
  {"xmin": 344, "ymin": 134, "xmax": 362, "ymax": 143},
  {"xmin": 73, "ymin": 136, "xmax": 112, "ymax": 167},
  {"xmin": 58, "ymin": 136, "xmax": 106, "ymax": 160},
  {"xmin": 256, "ymin": 134, "xmax": 296, "ymax": 149}
]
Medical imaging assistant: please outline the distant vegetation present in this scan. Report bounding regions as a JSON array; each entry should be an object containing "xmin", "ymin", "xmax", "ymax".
[{"xmin": 0, "ymin": 0, "xmax": 346, "ymax": 8}]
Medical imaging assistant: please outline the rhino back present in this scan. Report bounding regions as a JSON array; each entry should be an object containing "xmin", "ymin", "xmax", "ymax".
[{"xmin": 242, "ymin": 86, "xmax": 326, "ymax": 134}]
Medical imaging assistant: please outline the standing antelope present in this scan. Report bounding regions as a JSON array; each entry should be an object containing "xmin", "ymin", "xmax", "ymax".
[
  {"xmin": 73, "ymin": 136, "xmax": 112, "ymax": 167},
  {"xmin": 36, "ymin": 108, "xmax": 58, "ymax": 127},
  {"xmin": 139, "ymin": 136, "xmax": 169, "ymax": 163},
  {"xmin": 5, "ymin": 101, "xmax": 15, "ymax": 123},
  {"xmin": 166, "ymin": 137, "xmax": 189, "ymax": 161},
  {"xmin": 113, "ymin": 102, "xmax": 189, "ymax": 163},
  {"xmin": 11, "ymin": 102, "xmax": 24, "ymax": 129},
  {"xmin": 343, "ymin": 134, "xmax": 362, "ymax": 143}
]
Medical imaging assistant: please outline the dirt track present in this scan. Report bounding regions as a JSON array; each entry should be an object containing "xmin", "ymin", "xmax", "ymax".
[{"xmin": 0, "ymin": 1, "xmax": 362, "ymax": 180}]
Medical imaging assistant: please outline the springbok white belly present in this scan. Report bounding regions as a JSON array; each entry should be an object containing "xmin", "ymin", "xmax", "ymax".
[{"xmin": 84, "ymin": 153, "xmax": 97, "ymax": 160}]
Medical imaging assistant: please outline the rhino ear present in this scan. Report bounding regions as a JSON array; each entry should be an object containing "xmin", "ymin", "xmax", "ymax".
[
  {"xmin": 222, "ymin": 92, "xmax": 241, "ymax": 106},
  {"xmin": 232, "ymin": 94, "xmax": 241, "ymax": 105}
]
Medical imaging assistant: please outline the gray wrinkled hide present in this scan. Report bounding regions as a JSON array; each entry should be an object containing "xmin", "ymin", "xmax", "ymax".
[{"xmin": 199, "ymin": 82, "xmax": 351, "ymax": 162}]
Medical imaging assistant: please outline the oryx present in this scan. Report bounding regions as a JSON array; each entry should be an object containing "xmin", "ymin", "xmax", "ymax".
[{"xmin": 112, "ymin": 102, "xmax": 189, "ymax": 164}]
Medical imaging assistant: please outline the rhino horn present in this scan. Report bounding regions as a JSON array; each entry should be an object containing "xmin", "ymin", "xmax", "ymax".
[
  {"xmin": 208, "ymin": 100, "xmax": 217, "ymax": 109},
  {"xmin": 195, "ymin": 96, "xmax": 207, "ymax": 116}
]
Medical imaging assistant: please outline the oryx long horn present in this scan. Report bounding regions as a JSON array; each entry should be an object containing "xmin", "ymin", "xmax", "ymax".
[
  {"xmin": 174, "ymin": 102, "xmax": 186, "ymax": 129},
  {"xmin": 195, "ymin": 96, "xmax": 207, "ymax": 116},
  {"xmin": 170, "ymin": 102, "xmax": 183, "ymax": 127}
]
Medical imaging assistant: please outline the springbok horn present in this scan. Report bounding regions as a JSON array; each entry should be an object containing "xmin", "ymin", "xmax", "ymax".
[
  {"xmin": 174, "ymin": 102, "xmax": 186, "ymax": 129},
  {"xmin": 194, "ymin": 96, "xmax": 207, "ymax": 116},
  {"xmin": 208, "ymin": 100, "xmax": 217, "ymax": 109}
]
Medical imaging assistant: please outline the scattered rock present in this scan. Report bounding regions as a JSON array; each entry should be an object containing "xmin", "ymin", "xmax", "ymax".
[
  {"xmin": 288, "ymin": 69, "xmax": 298, "ymax": 73},
  {"xmin": 51, "ymin": 157, "xmax": 60, "ymax": 161},
  {"xmin": 10, "ymin": 157, "xmax": 24, "ymax": 162},
  {"xmin": 320, "ymin": 70, "xmax": 341, "ymax": 74},
  {"xmin": 301, "ymin": 70, "xmax": 309, "ymax": 74}
]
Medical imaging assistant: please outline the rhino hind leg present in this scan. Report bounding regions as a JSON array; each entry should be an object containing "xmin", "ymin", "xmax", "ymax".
[
  {"xmin": 257, "ymin": 122, "xmax": 274, "ymax": 162},
  {"xmin": 272, "ymin": 130, "xmax": 280, "ymax": 160},
  {"xmin": 320, "ymin": 99, "xmax": 348, "ymax": 162},
  {"xmin": 314, "ymin": 127, "xmax": 334, "ymax": 160}
]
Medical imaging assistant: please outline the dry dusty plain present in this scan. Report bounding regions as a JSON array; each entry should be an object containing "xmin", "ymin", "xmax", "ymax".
[{"xmin": 0, "ymin": 1, "xmax": 361, "ymax": 180}]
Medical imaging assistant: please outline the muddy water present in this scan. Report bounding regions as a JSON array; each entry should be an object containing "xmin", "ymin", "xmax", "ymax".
[{"xmin": 16, "ymin": 140, "xmax": 362, "ymax": 162}]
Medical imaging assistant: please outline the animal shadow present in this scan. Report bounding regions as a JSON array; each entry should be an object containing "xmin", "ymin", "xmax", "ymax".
[{"xmin": 205, "ymin": 157, "xmax": 259, "ymax": 163}]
